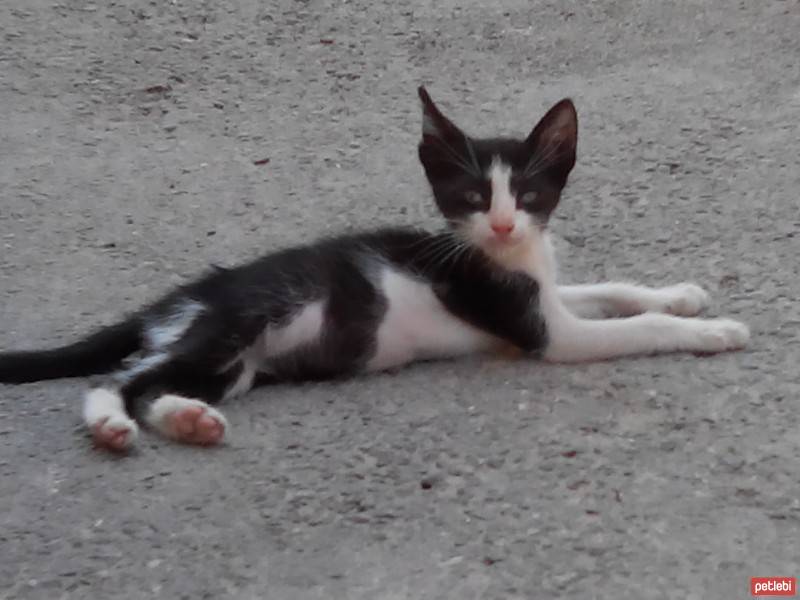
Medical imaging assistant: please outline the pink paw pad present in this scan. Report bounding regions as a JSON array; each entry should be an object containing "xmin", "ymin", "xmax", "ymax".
[
  {"xmin": 164, "ymin": 405, "xmax": 226, "ymax": 445},
  {"xmin": 91, "ymin": 417, "xmax": 137, "ymax": 452}
]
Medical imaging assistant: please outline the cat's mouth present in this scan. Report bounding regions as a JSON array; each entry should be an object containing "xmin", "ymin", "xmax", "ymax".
[
  {"xmin": 456, "ymin": 220, "xmax": 529, "ymax": 255},
  {"xmin": 476, "ymin": 236, "xmax": 534, "ymax": 270},
  {"xmin": 483, "ymin": 231, "xmax": 528, "ymax": 249}
]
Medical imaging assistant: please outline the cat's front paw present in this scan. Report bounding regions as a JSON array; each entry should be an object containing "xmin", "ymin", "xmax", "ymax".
[
  {"xmin": 691, "ymin": 318, "xmax": 750, "ymax": 353},
  {"xmin": 660, "ymin": 283, "xmax": 711, "ymax": 317}
]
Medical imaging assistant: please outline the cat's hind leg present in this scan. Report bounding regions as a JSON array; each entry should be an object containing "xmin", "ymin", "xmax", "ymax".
[
  {"xmin": 83, "ymin": 384, "xmax": 232, "ymax": 450},
  {"xmin": 80, "ymin": 353, "xmax": 241, "ymax": 450},
  {"xmin": 82, "ymin": 296, "xmax": 253, "ymax": 449},
  {"xmin": 558, "ymin": 282, "xmax": 710, "ymax": 319},
  {"xmin": 119, "ymin": 363, "xmax": 238, "ymax": 446},
  {"xmin": 117, "ymin": 355, "xmax": 246, "ymax": 446}
]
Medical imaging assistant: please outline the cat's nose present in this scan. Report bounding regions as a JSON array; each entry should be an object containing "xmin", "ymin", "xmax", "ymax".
[{"xmin": 490, "ymin": 221, "xmax": 515, "ymax": 236}]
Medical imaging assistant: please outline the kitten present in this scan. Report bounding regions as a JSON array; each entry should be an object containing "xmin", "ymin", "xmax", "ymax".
[{"xmin": 0, "ymin": 87, "xmax": 749, "ymax": 452}]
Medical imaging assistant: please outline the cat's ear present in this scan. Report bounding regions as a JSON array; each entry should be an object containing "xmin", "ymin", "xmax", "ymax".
[
  {"xmin": 418, "ymin": 86, "xmax": 480, "ymax": 177},
  {"xmin": 524, "ymin": 99, "xmax": 578, "ymax": 187},
  {"xmin": 419, "ymin": 86, "xmax": 464, "ymax": 141}
]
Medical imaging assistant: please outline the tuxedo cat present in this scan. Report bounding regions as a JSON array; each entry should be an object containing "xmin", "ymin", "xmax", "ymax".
[{"xmin": 0, "ymin": 87, "xmax": 749, "ymax": 451}]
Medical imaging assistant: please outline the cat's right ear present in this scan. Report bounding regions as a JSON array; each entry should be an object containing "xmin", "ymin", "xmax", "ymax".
[
  {"xmin": 418, "ymin": 86, "xmax": 465, "ymax": 144},
  {"xmin": 418, "ymin": 87, "xmax": 480, "ymax": 178}
]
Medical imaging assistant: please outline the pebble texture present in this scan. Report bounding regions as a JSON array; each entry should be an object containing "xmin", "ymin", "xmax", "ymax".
[{"xmin": 1, "ymin": 1, "xmax": 799, "ymax": 599}]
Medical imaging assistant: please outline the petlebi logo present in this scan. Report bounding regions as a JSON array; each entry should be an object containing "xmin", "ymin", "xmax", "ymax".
[{"xmin": 751, "ymin": 577, "xmax": 796, "ymax": 596}]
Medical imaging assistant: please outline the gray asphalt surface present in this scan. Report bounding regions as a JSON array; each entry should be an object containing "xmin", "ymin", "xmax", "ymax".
[{"xmin": 1, "ymin": 1, "xmax": 799, "ymax": 599}]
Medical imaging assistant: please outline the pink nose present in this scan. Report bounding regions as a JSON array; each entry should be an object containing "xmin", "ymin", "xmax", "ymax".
[{"xmin": 491, "ymin": 221, "xmax": 515, "ymax": 236}]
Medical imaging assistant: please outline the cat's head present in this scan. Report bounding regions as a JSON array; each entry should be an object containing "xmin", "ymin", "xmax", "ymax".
[{"xmin": 417, "ymin": 86, "xmax": 577, "ymax": 257}]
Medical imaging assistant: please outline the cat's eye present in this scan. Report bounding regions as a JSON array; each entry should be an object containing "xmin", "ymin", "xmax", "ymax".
[
  {"xmin": 519, "ymin": 191, "xmax": 538, "ymax": 207},
  {"xmin": 464, "ymin": 191, "xmax": 483, "ymax": 206}
]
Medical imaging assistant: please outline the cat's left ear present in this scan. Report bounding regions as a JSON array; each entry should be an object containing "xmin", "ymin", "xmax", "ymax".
[{"xmin": 525, "ymin": 99, "xmax": 578, "ymax": 188}]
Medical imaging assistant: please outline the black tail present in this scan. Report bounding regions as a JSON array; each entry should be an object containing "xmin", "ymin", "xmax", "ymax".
[{"xmin": 0, "ymin": 319, "xmax": 142, "ymax": 383}]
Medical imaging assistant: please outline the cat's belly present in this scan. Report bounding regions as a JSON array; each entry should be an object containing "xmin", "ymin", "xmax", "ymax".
[
  {"xmin": 366, "ymin": 268, "xmax": 495, "ymax": 371},
  {"xmin": 225, "ymin": 266, "xmax": 496, "ymax": 393}
]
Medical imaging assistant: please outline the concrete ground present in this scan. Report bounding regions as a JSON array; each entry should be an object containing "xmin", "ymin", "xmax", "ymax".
[{"xmin": 1, "ymin": 1, "xmax": 798, "ymax": 598}]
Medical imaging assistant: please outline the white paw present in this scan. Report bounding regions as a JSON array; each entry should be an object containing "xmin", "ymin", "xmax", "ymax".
[
  {"xmin": 91, "ymin": 414, "xmax": 139, "ymax": 452},
  {"xmin": 83, "ymin": 388, "xmax": 139, "ymax": 452},
  {"xmin": 691, "ymin": 318, "xmax": 750, "ymax": 353},
  {"xmin": 659, "ymin": 283, "xmax": 711, "ymax": 316},
  {"xmin": 147, "ymin": 395, "xmax": 228, "ymax": 446}
]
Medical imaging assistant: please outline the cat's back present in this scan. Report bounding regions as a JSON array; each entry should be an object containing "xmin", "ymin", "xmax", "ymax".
[
  {"xmin": 220, "ymin": 227, "xmax": 432, "ymax": 285},
  {"xmin": 174, "ymin": 228, "xmax": 432, "ymax": 312}
]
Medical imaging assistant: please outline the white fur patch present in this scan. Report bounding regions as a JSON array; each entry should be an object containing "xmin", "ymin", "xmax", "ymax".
[
  {"xmin": 223, "ymin": 359, "xmax": 257, "ymax": 400},
  {"xmin": 145, "ymin": 394, "xmax": 228, "ymax": 440},
  {"xmin": 117, "ymin": 352, "xmax": 169, "ymax": 383},
  {"xmin": 83, "ymin": 388, "xmax": 138, "ymax": 448},
  {"xmin": 368, "ymin": 267, "xmax": 495, "ymax": 371},
  {"xmin": 544, "ymin": 310, "xmax": 750, "ymax": 362},
  {"xmin": 221, "ymin": 300, "xmax": 326, "ymax": 399},
  {"xmin": 488, "ymin": 159, "xmax": 516, "ymax": 220},
  {"xmin": 558, "ymin": 282, "xmax": 711, "ymax": 319},
  {"xmin": 265, "ymin": 300, "xmax": 326, "ymax": 358},
  {"xmin": 146, "ymin": 301, "xmax": 204, "ymax": 349}
]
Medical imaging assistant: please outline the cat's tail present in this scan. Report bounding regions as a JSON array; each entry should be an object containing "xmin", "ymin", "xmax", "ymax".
[{"xmin": 0, "ymin": 319, "xmax": 142, "ymax": 383}]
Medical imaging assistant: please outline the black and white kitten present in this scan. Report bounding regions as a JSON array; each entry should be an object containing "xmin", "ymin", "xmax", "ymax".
[{"xmin": 0, "ymin": 87, "xmax": 749, "ymax": 451}]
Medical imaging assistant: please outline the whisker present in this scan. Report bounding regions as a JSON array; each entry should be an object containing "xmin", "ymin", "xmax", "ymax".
[
  {"xmin": 427, "ymin": 235, "xmax": 471, "ymax": 272},
  {"xmin": 523, "ymin": 138, "xmax": 563, "ymax": 178},
  {"xmin": 523, "ymin": 138, "xmax": 559, "ymax": 175},
  {"xmin": 426, "ymin": 243, "xmax": 461, "ymax": 276},
  {"xmin": 403, "ymin": 233, "xmax": 448, "ymax": 251},
  {"xmin": 432, "ymin": 137, "xmax": 481, "ymax": 177},
  {"xmin": 462, "ymin": 134, "xmax": 482, "ymax": 176},
  {"xmin": 443, "ymin": 240, "xmax": 472, "ymax": 279},
  {"xmin": 410, "ymin": 234, "xmax": 459, "ymax": 268}
]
